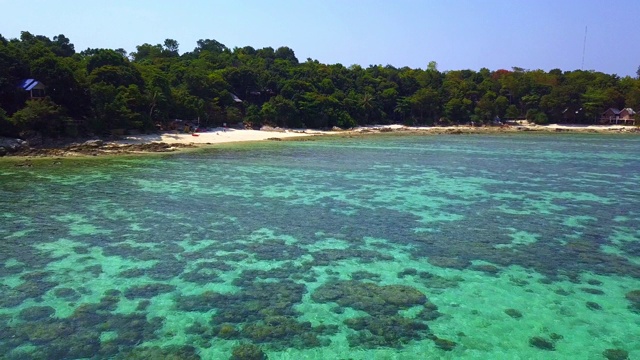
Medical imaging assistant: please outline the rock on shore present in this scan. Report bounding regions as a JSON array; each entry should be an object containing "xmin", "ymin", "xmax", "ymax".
[
  {"xmin": 0, "ymin": 137, "xmax": 30, "ymax": 156},
  {"xmin": 0, "ymin": 136, "xmax": 195, "ymax": 157}
]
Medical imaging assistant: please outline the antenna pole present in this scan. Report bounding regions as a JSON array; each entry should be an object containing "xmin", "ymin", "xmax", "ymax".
[{"xmin": 581, "ymin": 26, "xmax": 587, "ymax": 70}]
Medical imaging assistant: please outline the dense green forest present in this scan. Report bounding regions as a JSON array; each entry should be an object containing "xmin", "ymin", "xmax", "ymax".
[{"xmin": 1, "ymin": 31, "xmax": 639, "ymax": 137}]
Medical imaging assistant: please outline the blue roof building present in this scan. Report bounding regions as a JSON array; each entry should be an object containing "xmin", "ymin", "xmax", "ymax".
[{"xmin": 18, "ymin": 79, "xmax": 46, "ymax": 98}]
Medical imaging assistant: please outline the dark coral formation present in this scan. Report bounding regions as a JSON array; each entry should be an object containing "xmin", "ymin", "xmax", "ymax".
[
  {"xmin": 345, "ymin": 316, "xmax": 430, "ymax": 348},
  {"xmin": 469, "ymin": 264, "xmax": 501, "ymax": 276},
  {"xmin": 124, "ymin": 283, "xmax": 177, "ymax": 300},
  {"xmin": 397, "ymin": 268, "xmax": 418, "ymax": 277},
  {"xmin": 176, "ymin": 291, "xmax": 226, "ymax": 313},
  {"xmin": 1, "ymin": 271, "xmax": 59, "ymax": 308},
  {"xmin": 1, "ymin": 288, "xmax": 164, "ymax": 359},
  {"xmin": 53, "ymin": 287, "xmax": 81, "ymax": 301},
  {"xmin": 312, "ymin": 280, "xmax": 449, "ymax": 349},
  {"xmin": 229, "ymin": 343, "xmax": 267, "ymax": 360},
  {"xmin": 18, "ymin": 306, "xmax": 55, "ymax": 322},
  {"xmin": 176, "ymin": 276, "xmax": 333, "ymax": 351},
  {"xmin": 407, "ymin": 194, "xmax": 640, "ymax": 282},
  {"xmin": 241, "ymin": 316, "xmax": 329, "ymax": 348},
  {"xmin": 504, "ymin": 308, "xmax": 523, "ymax": 318},
  {"xmin": 427, "ymin": 256, "xmax": 471, "ymax": 270},
  {"xmin": 307, "ymin": 248, "xmax": 394, "ymax": 266},
  {"xmin": 245, "ymin": 239, "xmax": 307, "ymax": 261},
  {"xmin": 432, "ymin": 336, "xmax": 457, "ymax": 351},
  {"xmin": 350, "ymin": 270, "xmax": 381, "ymax": 281},
  {"xmin": 416, "ymin": 271, "xmax": 462, "ymax": 289},
  {"xmin": 529, "ymin": 333, "xmax": 563, "ymax": 352},
  {"xmin": 585, "ymin": 301, "xmax": 602, "ymax": 310},
  {"xmin": 180, "ymin": 261, "xmax": 227, "ymax": 284},
  {"xmin": 625, "ymin": 290, "xmax": 640, "ymax": 313},
  {"xmin": 529, "ymin": 336, "xmax": 555, "ymax": 351},
  {"xmin": 312, "ymin": 280, "xmax": 426, "ymax": 315},
  {"xmin": 603, "ymin": 348, "xmax": 629, "ymax": 360},
  {"xmin": 397, "ymin": 268, "xmax": 462, "ymax": 289},
  {"xmin": 114, "ymin": 345, "xmax": 200, "ymax": 360},
  {"xmin": 580, "ymin": 287, "xmax": 605, "ymax": 295}
]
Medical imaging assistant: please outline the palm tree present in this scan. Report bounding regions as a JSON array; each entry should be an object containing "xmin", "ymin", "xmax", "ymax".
[
  {"xmin": 360, "ymin": 93, "xmax": 374, "ymax": 124},
  {"xmin": 394, "ymin": 96, "xmax": 411, "ymax": 123}
]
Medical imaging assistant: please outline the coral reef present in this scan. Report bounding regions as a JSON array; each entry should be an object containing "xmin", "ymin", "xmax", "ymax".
[
  {"xmin": 114, "ymin": 345, "xmax": 200, "ymax": 360},
  {"xmin": 469, "ymin": 264, "xmax": 501, "ymax": 275},
  {"xmin": 580, "ymin": 287, "xmax": 605, "ymax": 295},
  {"xmin": 504, "ymin": 308, "xmax": 523, "ymax": 318},
  {"xmin": 586, "ymin": 301, "xmax": 602, "ymax": 310},
  {"xmin": 344, "ymin": 316, "xmax": 430, "ymax": 348},
  {"xmin": 312, "ymin": 280, "xmax": 448, "ymax": 348},
  {"xmin": 312, "ymin": 280, "xmax": 426, "ymax": 315},
  {"xmin": 229, "ymin": 343, "xmax": 267, "ymax": 360},
  {"xmin": 625, "ymin": 290, "xmax": 640, "ymax": 313},
  {"xmin": 124, "ymin": 283, "xmax": 177, "ymax": 300},
  {"xmin": 176, "ymin": 291, "xmax": 226, "ymax": 312},
  {"xmin": 426, "ymin": 256, "xmax": 470, "ymax": 270},
  {"xmin": 307, "ymin": 248, "xmax": 394, "ymax": 266},
  {"xmin": 529, "ymin": 336, "xmax": 555, "ymax": 351},
  {"xmin": 603, "ymin": 348, "xmax": 629, "ymax": 360},
  {"xmin": 53, "ymin": 287, "xmax": 81, "ymax": 301},
  {"xmin": 350, "ymin": 270, "xmax": 381, "ymax": 281},
  {"xmin": 18, "ymin": 306, "xmax": 55, "ymax": 322},
  {"xmin": 432, "ymin": 336, "xmax": 457, "ymax": 351}
]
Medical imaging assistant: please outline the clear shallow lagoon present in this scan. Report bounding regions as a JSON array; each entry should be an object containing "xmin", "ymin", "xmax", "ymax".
[{"xmin": 1, "ymin": 133, "xmax": 639, "ymax": 359}]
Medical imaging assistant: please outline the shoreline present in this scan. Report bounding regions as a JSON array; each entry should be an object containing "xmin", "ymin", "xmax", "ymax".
[{"xmin": 1, "ymin": 124, "xmax": 638, "ymax": 159}]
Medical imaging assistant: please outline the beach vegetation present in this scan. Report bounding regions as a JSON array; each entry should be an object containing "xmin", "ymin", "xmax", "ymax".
[
  {"xmin": 1, "ymin": 31, "xmax": 639, "ymax": 138},
  {"xmin": 10, "ymin": 97, "xmax": 68, "ymax": 135}
]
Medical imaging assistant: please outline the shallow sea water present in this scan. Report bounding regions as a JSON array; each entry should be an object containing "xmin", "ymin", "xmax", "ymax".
[{"xmin": 1, "ymin": 133, "xmax": 639, "ymax": 359}]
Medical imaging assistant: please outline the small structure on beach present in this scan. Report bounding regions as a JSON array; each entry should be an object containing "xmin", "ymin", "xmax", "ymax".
[
  {"xmin": 600, "ymin": 108, "xmax": 636, "ymax": 125},
  {"xmin": 17, "ymin": 79, "xmax": 46, "ymax": 98}
]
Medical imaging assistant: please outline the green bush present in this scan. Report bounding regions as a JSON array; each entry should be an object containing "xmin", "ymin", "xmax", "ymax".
[
  {"xmin": 0, "ymin": 107, "xmax": 18, "ymax": 136},
  {"xmin": 10, "ymin": 98, "xmax": 69, "ymax": 137},
  {"xmin": 534, "ymin": 112, "xmax": 549, "ymax": 125}
]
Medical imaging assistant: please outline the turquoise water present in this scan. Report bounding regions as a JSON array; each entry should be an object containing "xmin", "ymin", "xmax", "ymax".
[{"xmin": 1, "ymin": 133, "xmax": 639, "ymax": 359}]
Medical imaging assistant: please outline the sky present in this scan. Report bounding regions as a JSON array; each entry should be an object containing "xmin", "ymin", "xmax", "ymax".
[{"xmin": 2, "ymin": 0, "xmax": 639, "ymax": 77}]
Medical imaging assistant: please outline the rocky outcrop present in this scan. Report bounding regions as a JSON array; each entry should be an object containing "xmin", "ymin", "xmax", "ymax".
[{"xmin": 0, "ymin": 137, "xmax": 29, "ymax": 156}]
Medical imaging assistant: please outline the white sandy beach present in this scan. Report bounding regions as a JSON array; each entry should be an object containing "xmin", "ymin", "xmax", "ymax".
[
  {"xmin": 1, "ymin": 123, "xmax": 635, "ymax": 158},
  {"xmin": 118, "ymin": 128, "xmax": 326, "ymax": 146},
  {"xmin": 115, "ymin": 124, "xmax": 636, "ymax": 147}
]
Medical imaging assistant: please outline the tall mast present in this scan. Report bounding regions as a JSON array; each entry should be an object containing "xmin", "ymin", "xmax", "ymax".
[{"xmin": 581, "ymin": 26, "xmax": 588, "ymax": 70}]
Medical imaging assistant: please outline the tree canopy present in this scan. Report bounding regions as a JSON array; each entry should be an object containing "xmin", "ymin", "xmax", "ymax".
[{"xmin": 1, "ymin": 31, "xmax": 638, "ymax": 137}]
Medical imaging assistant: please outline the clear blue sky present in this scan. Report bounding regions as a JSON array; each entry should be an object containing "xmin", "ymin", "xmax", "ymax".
[{"xmin": 2, "ymin": 0, "xmax": 638, "ymax": 77}]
